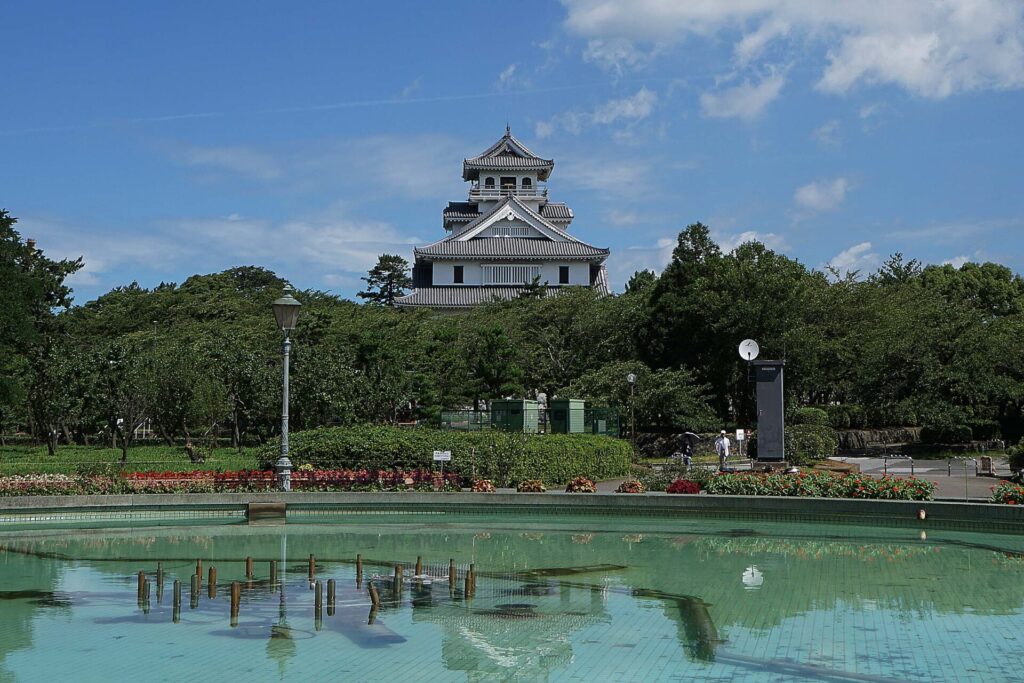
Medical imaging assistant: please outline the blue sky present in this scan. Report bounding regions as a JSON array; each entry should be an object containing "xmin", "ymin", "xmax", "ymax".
[{"xmin": 3, "ymin": 0, "xmax": 1023, "ymax": 302}]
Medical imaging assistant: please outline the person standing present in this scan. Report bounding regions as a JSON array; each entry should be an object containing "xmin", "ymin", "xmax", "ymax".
[{"xmin": 715, "ymin": 430, "xmax": 731, "ymax": 470}]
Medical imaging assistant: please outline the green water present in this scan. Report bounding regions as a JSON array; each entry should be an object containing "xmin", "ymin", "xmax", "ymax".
[{"xmin": 1, "ymin": 514, "xmax": 1023, "ymax": 682}]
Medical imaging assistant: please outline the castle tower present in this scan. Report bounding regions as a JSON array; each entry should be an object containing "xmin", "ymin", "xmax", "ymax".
[{"xmin": 395, "ymin": 127, "xmax": 610, "ymax": 309}]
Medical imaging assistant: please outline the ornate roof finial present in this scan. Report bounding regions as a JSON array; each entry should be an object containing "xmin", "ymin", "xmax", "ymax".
[{"xmin": 506, "ymin": 122, "xmax": 511, "ymax": 135}]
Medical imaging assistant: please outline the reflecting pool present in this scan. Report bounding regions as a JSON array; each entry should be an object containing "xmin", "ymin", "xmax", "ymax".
[{"xmin": 1, "ymin": 513, "xmax": 1023, "ymax": 682}]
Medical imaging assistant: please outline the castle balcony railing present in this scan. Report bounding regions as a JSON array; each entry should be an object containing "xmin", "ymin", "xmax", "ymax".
[{"xmin": 469, "ymin": 185, "xmax": 547, "ymax": 200}]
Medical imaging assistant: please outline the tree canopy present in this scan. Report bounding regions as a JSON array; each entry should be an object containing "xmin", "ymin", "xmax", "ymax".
[{"xmin": 2, "ymin": 210, "xmax": 1022, "ymax": 452}]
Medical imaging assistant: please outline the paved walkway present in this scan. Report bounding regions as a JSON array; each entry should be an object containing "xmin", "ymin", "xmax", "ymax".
[
  {"xmin": 841, "ymin": 456, "xmax": 1009, "ymax": 501},
  {"xmin": 635, "ymin": 457, "xmax": 1012, "ymax": 501}
]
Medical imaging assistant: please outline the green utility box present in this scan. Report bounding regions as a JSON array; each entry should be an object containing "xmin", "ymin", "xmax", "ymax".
[
  {"xmin": 489, "ymin": 399, "xmax": 540, "ymax": 433},
  {"xmin": 549, "ymin": 399, "xmax": 586, "ymax": 434}
]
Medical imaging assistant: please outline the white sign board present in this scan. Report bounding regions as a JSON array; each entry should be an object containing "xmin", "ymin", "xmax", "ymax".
[
  {"xmin": 433, "ymin": 450, "xmax": 452, "ymax": 462},
  {"xmin": 735, "ymin": 429, "xmax": 746, "ymax": 441}
]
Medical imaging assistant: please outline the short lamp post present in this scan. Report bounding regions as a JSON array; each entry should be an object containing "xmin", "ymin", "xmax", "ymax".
[{"xmin": 272, "ymin": 286, "xmax": 301, "ymax": 491}]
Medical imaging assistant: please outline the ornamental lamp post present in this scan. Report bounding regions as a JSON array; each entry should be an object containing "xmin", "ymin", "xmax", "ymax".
[
  {"xmin": 626, "ymin": 373, "xmax": 637, "ymax": 448},
  {"xmin": 272, "ymin": 286, "xmax": 302, "ymax": 491}
]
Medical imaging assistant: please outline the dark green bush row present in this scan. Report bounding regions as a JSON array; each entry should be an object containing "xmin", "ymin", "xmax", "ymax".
[
  {"xmin": 258, "ymin": 425, "xmax": 633, "ymax": 487},
  {"xmin": 790, "ymin": 407, "xmax": 830, "ymax": 427},
  {"xmin": 824, "ymin": 404, "xmax": 867, "ymax": 429},
  {"xmin": 920, "ymin": 425, "xmax": 973, "ymax": 444},
  {"xmin": 785, "ymin": 424, "xmax": 839, "ymax": 465},
  {"xmin": 748, "ymin": 424, "xmax": 838, "ymax": 465}
]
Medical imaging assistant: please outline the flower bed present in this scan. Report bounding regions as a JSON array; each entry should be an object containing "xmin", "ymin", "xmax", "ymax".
[
  {"xmin": 565, "ymin": 476, "xmax": 596, "ymax": 493},
  {"xmin": 991, "ymin": 481, "xmax": 1024, "ymax": 505},
  {"xmin": 0, "ymin": 469, "xmax": 461, "ymax": 496},
  {"xmin": 701, "ymin": 470, "xmax": 934, "ymax": 501},
  {"xmin": 615, "ymin": 479, "xmax": 646, "ymax": 494},
  {"xmin": 516, "ymin": 479, "xmax": 546, "ymax": 493},
  {"xmin": 471, "ymin": 479, "xmax": 496, "ymax": 493},
  {"xmin": 666, "ymin": 479, "xmax": 701, "ymax": 494}
]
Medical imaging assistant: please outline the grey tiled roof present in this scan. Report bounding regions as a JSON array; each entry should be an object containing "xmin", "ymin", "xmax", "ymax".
[
  {"xmin": 540, "ymin": 203, "xmax": 573, "ymax": 222},
  {"xmin": 442, "ymin": 202, "xmax": 479, "ymax": 223},
  {"xmin": 463, "ymin": 130, "xmax": 554, "ymax": 180},
  {"xmin": 395, "ymin": 286, "xmax": 566, "ymax": 308},
  {"xmin": 415, "ymin": 237, "xmax": 609, "ymax": 260}
]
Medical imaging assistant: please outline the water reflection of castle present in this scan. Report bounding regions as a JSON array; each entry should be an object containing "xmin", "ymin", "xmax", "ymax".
[{"xmin": 412, "ymin": 578, "xmax": 610, "ymax": 681}]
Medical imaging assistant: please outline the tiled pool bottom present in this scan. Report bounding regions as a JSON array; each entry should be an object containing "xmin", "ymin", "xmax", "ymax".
[{"xmin": 1, "ymin": 517, "xmax": 1022, "ymax": 682}]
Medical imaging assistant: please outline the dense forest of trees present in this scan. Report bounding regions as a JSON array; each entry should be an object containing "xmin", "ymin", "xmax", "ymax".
[{"xmin": 3, "ymin": 208, "xmax": 1023, "ymax": 456}]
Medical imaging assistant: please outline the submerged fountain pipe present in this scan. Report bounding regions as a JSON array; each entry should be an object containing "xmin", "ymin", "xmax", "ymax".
[
  {"xmin": 246, "ymin": 557, "xmax": 253, "ymax": 578},
  {"xmin": 327, "ymin": 579, "xmax": 336, "ymax": 615},
  {"xmin": 208, "ymin": 567, "xmax": 218, "ymax": 599}
]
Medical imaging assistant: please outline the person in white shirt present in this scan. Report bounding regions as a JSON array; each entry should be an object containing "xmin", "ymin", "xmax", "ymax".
[{"xmin": 714, "ymin": 430, "xmax": 731, "ymax": 470}]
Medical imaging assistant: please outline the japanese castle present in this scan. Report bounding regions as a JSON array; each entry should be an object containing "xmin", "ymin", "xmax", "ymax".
[{"xmin": 395, "ymin": 128, "xmax": 610, "ymax": 309}]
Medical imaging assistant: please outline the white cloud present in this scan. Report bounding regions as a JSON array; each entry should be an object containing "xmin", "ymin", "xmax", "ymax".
[
  {"xmin": 606, "ymin": 209, "xmax": 639, "ymax": 226},
  {"xmin": 609, "ymin": 237, "xmax": 676, "ymax": 287},
  {"xmin": 176, "ymin": 144, "xmax": 282, "ymax": 181},
  {"xmin": 561, "ymin": 0, "xmax": 1024, "ymax": 98},
  {"xmin": 582, "ymin": 38, "xmax": 661, "ymax": 75},
  {"xmin": 19, "ymin": 204, "xmax": 420, "ymax": 302},
  {"xmin": 699, "ymin": 71, "xmax": 785, "ymax": 121},
  {"xmin": 794, "ymin": 177, "xmax": 851, "ymax": 212},
  {"xmin": 827, "ymin": 241, "xmax": 880, "ymax": 276},
  {"xmin": 811, "ymin": 119, "xmax": 841, "ymax": 147},
  {"xmin": 496, "ymin": 64, "xmax": 521, "ymax": 90},
  {"xmin": 944, "ymin": 255, "xmax": 970, "ymax": 268},
  {"xmin": 558, "ymin": 155, "xmax": 652, "ymax": 197},
  {"xmin": 537, "ymin": 88, "xmax": 657, "ymax": 137},
  {"xmin": 715, "ymin": 230, "xmax": 790, "ymax": 253}
]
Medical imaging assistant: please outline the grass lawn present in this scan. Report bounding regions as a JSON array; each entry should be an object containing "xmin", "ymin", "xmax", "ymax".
[{"xmin": 0, "ymin": 444, "xmax": 261, "ymax": 476}]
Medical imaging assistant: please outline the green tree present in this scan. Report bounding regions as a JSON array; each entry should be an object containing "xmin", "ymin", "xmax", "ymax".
[
  {"xmin": 563, "ymin": 361, "xmax": 717, "ymax": 432},
  {"xmin": 1, "ymin": 209, "xmax": 83, "ymax": 453},
  {"xmin": 358, "ymin": 254, "xmax": 412, "ymax": 305}
]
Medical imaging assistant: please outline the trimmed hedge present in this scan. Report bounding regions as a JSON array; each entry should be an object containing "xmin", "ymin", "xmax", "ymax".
[
  {"xmin": 920, "ymin": 424, "xmax": 972, "ymax": 444},
  {"xmin": 790, "ymin": 407, "xmax": 830, "ymax": 427},
  {"xmin": 785, "ymin": 424, "xmax": 839, "ymax": 465},
  {"xmin": 258, "ymin": 425, "xmax": 633, "ymax": 487}
]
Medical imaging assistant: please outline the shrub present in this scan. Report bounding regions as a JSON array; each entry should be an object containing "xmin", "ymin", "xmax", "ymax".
[
  {"xmin": 565, "ymin": 476, "xmax": 596, "ymax": 493},
  {"xmin": 991, "ymin": 481, "xmax": 1024, "ymax": 505},
  {"xmin": 471, "ymin": 479, "xmax": 495, "ymax": 493},
  {"xmin": 516, "ymin": 479, "xmax": 546, "ymax": 493},
  {"xmin": 866, "ymin": 402, "xmax": 919, "ymax": 428},
  {"xmin": 615, "ymin": 479, "xmax": 646, "ymax": 494},
  {"xmin": 785, "ymin": 424, "xmax": 839, "ymax": 465},
  {"xmin": 825, "ymin": 405, "xmax": 851, "ymax": 429},
  {"xmin": 967, "ymin": 419, "xmax": 1001, "ymax": 441},
  {"xmin": 257, "ymin": 425, "xmax": 632, "ymax": 487},
  {"xmin": 920, "ymin": 425, "xmax": 973, "ymax": 444},
  {"xmin": 1007, "ymin": 440, "xmax": 1024, "ymax": 472},
  {"xmin": 702, "ymin": 471, "xmax": 934, "ymax": 500},
  {"xmin": 791, "ymin": 407, "xmax": 830, "ymax": 427},
  {"xmin": 666, "ymin": 479, "xmax": 701, "ymax": 494}
]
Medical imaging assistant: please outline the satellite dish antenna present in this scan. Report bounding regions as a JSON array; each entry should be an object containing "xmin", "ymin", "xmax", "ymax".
[{"xmin": 739, "ymin": 339, "xmax": 760, "ymax": 361}]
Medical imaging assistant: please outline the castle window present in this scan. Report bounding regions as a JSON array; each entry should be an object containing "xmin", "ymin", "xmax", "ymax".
[
  {"xmin": 484, "ymin": 177, "xmax": 495, "ymax": 188},
  {"xmin": 522, "ymin": 177, "xmax": 532, "ymax": 188},
  {"xmin": 453, "ymin": 265, "xmax": 464, "ymax": 284},
  {"xmin": 559, "ymin": 266, "xmax": 570, "ymax": 284}
]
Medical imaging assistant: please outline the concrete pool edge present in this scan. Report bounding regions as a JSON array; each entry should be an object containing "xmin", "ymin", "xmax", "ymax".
[{"xmin": 0, "ymin": 492, "xmax": 1022, "ymax": 532}]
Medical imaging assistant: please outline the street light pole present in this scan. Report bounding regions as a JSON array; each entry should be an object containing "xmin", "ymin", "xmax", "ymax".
[
  {"xmin": 272, "ymin": 286, "xmax": 302, "ymax": 492},
  {"xmin": 626, "ymin": 373, "xmax": 637, "ymax": 449},
  {"xmin": 279, "ymin": 332, "xmax": 293, "ymax": 491}
]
